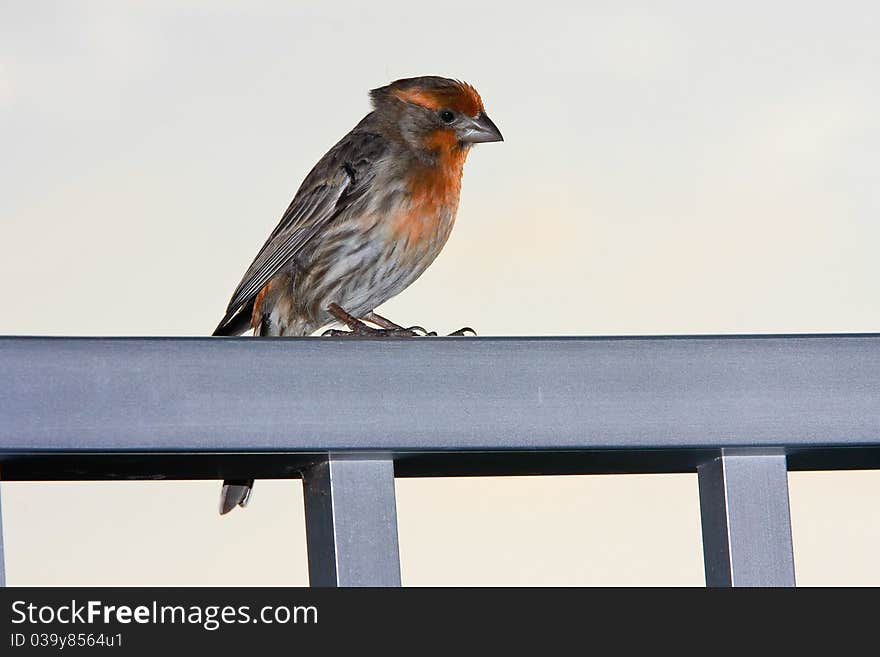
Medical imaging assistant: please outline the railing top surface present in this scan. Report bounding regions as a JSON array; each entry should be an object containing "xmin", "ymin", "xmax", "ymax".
[{"xmin": 1, "ymin": 334, "xmax": 880, "ymax": 479}]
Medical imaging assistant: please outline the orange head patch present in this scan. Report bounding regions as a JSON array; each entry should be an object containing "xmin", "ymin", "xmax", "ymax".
[{"xmin": 385, "ymin": 77, "xmax": 484, "ymax": 117}]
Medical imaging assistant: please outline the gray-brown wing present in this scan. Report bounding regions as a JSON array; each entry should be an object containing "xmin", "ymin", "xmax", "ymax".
[{"xmin": 215, "ymin": 128, "xmax": 387, "ymax": 332}]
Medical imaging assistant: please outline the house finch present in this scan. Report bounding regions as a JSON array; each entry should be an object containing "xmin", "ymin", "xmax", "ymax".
[{"xmin": 213, "ymin": 76, "xmax": 503, "ymax": 514}]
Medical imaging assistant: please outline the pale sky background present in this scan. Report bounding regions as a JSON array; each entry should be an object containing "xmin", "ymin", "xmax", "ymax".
[{"xmin": 1, "ymin": 1, "xmax": 879, "ymax": 585}]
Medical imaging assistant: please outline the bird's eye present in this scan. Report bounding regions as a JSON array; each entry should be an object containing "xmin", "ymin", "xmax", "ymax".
[{"xmin": 439, "ymin": 109, "xmax": 455, "ymax": 123}]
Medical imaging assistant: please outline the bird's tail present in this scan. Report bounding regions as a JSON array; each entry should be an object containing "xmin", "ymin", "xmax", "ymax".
[
  {"xmin": 219, "ymin": 479, "xmax": 254, "ymax": 515},
  {"xmin": 215, "ymin": 303, "xmax": 258, "ymax": 514}
]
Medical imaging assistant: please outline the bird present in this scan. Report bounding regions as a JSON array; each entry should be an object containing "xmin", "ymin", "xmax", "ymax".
[{"xmin": 212, "ymin": 75, "xmax": 503, "ymax": 514}]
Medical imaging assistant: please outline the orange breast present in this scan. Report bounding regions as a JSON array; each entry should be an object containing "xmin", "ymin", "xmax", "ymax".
[{"xmin": 391, "ymin": 130, "xmax": 468, "ymax": 249}]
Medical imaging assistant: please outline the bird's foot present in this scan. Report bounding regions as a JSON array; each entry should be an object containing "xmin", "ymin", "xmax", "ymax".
[
  {"xmin": 322, "ymin": 325, "xmax": 429, "ymax": 338},
  {"xmin": 363, "ymin": 311, "xmax": 476, "ymax": 337},
  {"xmin": 323, "ymin": 305, "xmax": 476, "ymax": 338},
  {"xmin": 323, "ymin": 304, "xmax": 430, "ymax": 338}
]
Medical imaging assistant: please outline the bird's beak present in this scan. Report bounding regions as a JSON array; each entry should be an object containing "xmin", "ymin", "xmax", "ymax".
[{"xmin": 462, "ymin": 112, "xmax": 504, "ymax": 143}]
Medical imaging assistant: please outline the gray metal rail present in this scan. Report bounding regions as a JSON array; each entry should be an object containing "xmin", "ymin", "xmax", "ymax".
[{"xmin": 2, "ymin": 334, "xmax": 880, "ymax": 586}]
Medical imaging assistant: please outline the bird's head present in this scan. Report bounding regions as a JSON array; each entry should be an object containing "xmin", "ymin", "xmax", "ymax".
[{"xmin": 370, "ymin": 76, "xmax": 503, "ymax": 157}]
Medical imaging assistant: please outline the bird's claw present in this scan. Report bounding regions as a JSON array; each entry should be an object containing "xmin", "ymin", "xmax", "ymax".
[
  {"xmin": 323, "ymin": 305, "xmax": 474, "ymax": 338},
  {"xmin": 321, "ymin": 325, "xmax": 473, "ymax": 338},
  {"xmin": 322, "ymin": 328, "xmax": 356, "ymax": 337},
  {"xmin": 322, "ymin": 325, "xmax": 429, "ymax": 338}
]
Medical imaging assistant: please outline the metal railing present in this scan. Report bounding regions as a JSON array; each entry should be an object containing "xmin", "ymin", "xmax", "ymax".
[{"xmin": 1, "ymin": 334, "xmax": 880, "ymax": 586}]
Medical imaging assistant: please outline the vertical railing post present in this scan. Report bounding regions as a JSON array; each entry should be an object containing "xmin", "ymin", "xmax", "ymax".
[
  {"xmin": 697, "ymin": 449, "xmax": 796, "ymax": 587},
  {"xmin": 302, "ymin": 455, "xmax": 401, "ymax": 587}
]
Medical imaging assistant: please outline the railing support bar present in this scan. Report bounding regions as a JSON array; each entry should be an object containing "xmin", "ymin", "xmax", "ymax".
[
  {"xmin": 302, "ymin": 456, "xmax": 401, "ymax": 587},
  {"xmin": 698, "ymin": 450, "xmax": 795, "ymax": 587}
]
